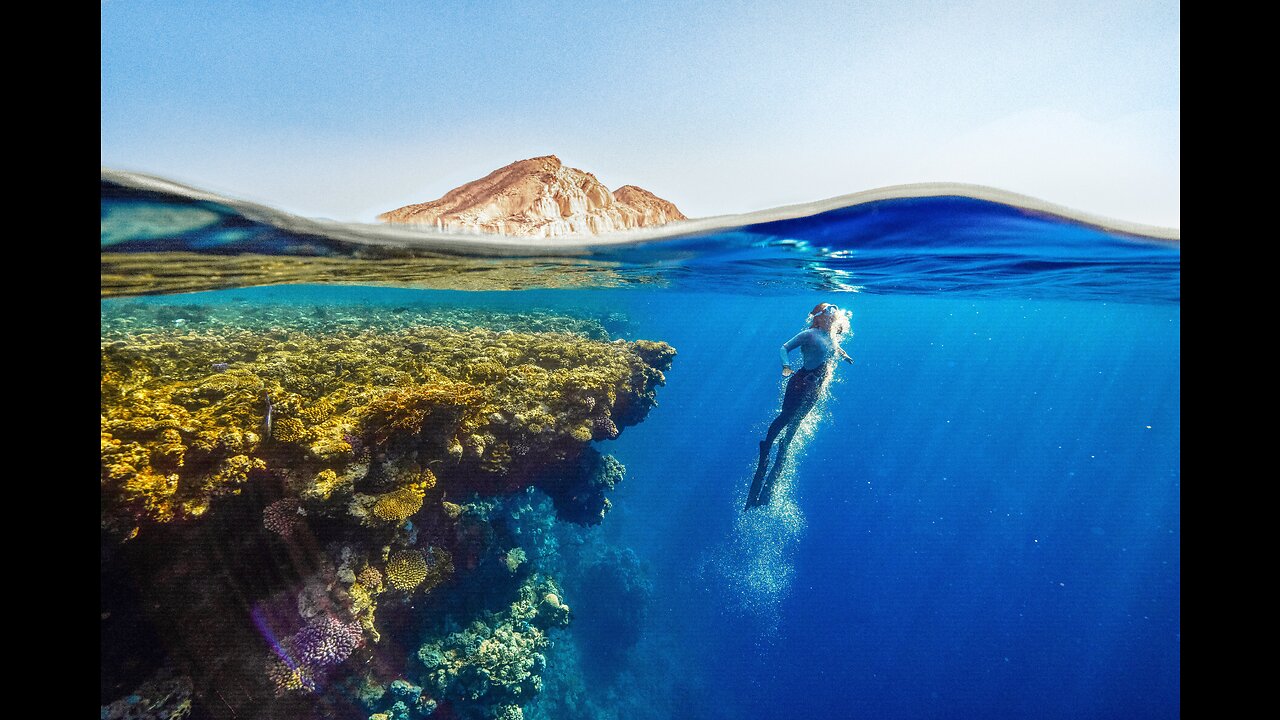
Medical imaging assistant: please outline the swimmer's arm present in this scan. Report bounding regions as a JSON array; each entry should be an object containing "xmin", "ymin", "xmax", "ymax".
[
  {"xmin": 779, "ymin": 331, "xmax": 808, "ymax": 374},
  {"xmin": 836, "ymin": 346, "xmax": 854, "ymax": 364}
]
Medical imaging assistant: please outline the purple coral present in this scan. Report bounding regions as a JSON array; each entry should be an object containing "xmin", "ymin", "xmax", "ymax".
[
  {"xmin": 263, "ymin": 498, "xmax": 304, "ymax": 538},
  {"xmin": 289, "ymin": 615, "xmax": 363, "ymax": 667},
  {"xmin": 593, "ymin": 416, "xmax": 619, "ymax": 439},
  {"xmin": 342, "ymin": 432, "xmax": 368, "ymax": 458}
]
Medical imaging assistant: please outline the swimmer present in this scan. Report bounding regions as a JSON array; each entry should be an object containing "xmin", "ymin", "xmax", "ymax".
[{"xmin": 745, "ymin": 302, "xmax": 853, "ymax": 509}]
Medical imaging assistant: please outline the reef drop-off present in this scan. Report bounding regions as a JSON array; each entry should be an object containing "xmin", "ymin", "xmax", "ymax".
[{"xmin": 100, "ymin": 302, "xmax": 674, "ymax": 720}]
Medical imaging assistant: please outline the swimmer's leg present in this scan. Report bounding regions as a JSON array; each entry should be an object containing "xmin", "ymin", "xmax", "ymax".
[
  {"xmin": 748, "ymin": 406, "xmax": 798, "ymax": 508},
  {"xmin": 759, "ymin": 388, "xmax": 823, "ymax": 506},
  {"xmin": 758, "ymin": 424, "xmax": 801, "ymax": 506}
]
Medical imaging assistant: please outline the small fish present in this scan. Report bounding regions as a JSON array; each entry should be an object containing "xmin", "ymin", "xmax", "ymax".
[
  {"xmin": 212, "ymin": 362, "xmax": 230, "ymax": 372},
  {"xmin": 263, "ymin": 392, "xmax": 274, "ymax": 439}
]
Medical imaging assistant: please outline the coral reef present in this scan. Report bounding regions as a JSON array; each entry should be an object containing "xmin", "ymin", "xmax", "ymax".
[
  {"xmin": 386, "ymin": 549, "xmax": 428, "ymax": 592},
  {"xmin": 266, "ymin": 657, "xmax": 316, "ymax": 694},
  {"xmin": 100, "ymin": 304, "xmax": 673, "ymax": 540},
  {"xmin": 412, "ymin": 574, "xmax": 571, "ymax": 719},
  {"xmin": 504, "ymin": 547, "xmax": 527, "ymax": 573},
  {"xmin": 538, "ymin": 448, "xmax": 628, "ymax": 525},
  {"xmin": 99, "ymin": 301, "xmax": 675, "ymax": 720}
]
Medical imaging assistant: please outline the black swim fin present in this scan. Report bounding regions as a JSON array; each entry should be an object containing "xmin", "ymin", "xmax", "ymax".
[
  {"xmin": 745, "ymin": 441, "xmax": 771, "ymax": 509},
  {"xmin": 757, "ymin": 443, "xmax": 789, "ymax": 506}
]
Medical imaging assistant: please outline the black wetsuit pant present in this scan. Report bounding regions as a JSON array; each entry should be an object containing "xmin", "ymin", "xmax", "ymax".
[{"xmin": 746, "ymin": 365, "xmax": 829, "ymax": 508}]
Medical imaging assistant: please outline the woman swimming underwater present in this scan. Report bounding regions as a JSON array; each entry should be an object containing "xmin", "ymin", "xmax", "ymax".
[{"xmin": 745, "ymin": 302, "xmax": 853, "ymax": 509}]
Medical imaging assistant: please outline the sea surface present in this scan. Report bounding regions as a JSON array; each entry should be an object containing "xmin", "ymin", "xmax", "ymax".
[{"xmin": 100, "ymin": 177, "xmax": 1180, "ymax": 720}]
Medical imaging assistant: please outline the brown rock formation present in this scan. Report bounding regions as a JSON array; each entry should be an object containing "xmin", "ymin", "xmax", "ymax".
[{"xmin": 377, "ymin": 155, "xmax": 687, "ymax": 237}]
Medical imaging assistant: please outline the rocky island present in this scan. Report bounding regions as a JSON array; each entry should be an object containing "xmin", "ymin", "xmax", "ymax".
[{"xmin": 377, "ymin": 155, "xmax": 686, "ymax": 237}]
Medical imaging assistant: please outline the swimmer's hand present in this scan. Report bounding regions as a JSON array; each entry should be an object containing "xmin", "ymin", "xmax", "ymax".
[
  {"xmin": 782, "ymin": 365, "xmax": 793, "ymax": 377},
  {"xmin": 842, "ymin": 355, "xmax": 854, "ymax": 365}
]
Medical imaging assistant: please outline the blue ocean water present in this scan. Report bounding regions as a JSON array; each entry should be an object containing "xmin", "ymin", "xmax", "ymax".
[{"xmin": 100, "ymin": 183, "xmax": 1179, "ymax": 719}]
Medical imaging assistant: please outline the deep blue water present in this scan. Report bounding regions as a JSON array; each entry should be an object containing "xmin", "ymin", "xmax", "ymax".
[
  {"xmin": 109, "ymin": 285, "xmax": 1179, "ymax": 719},
  {"xmin": 605, "ymin": 290, "xmax": 1179, "ymax": 719},
  {"xmin": 101, "ymin": 181, "xmax": 1179, "ymax": 718}
]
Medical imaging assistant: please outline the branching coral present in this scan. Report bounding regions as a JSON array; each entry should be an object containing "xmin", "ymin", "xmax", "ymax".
[
  {"xmin": 263, "ymin": 497, "xmax": 305, "ymax": 538},
  {"xmin": 417, "ymin": 619, "xmax": 549, "ymax": 710},
  {"xmin": 289, "ymin": 615, "xmax": 364, "ymax": 668},
  {"xmin": 266, "ymin": 657, "xmax": 316, "ymax": 695}
]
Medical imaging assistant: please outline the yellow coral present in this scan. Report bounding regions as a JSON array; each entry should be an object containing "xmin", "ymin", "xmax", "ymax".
[
  {"xmin": 270, "ymin": 417, "xmax": 307, "ymax": 443},
  {"xmin": 307, "ymin": 468, "xmax": 344, "ymax": 502},
  {"xmin": 266, "ymin": 657, "xmax": 313, "ymax": 694},
  {"xmin": 309, "ymin": 434, "xmax": 354, "ymax": 461},
  {"xmin": 297, "ymin": 398, "xmax": 336, "ymax": 424},
  {"xmin": 361, "ymin": 380, "xmax": 484, "ymax": 446},
  {"xmin": 347, "ymin": 582, "xmax": 380, "ymax": 642},
  {"xmin": 385, "ymin": 550, "xmax": 428, "ymax": 591},
  {"xmin": 372, "ymin": 483, "xmax": 426, "ymax": 523},
  {"xmin": 385, "ymin": 547, "xmax": 453, "ymax": 593},
  {"xmin": 100, "ymin": 309, "xmax": 675, "ymax": 538}
]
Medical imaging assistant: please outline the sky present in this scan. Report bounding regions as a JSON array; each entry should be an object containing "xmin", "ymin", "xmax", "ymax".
[{"xmin": 101, "ymin": 0, "xmax": 1180, "ymax": 228}]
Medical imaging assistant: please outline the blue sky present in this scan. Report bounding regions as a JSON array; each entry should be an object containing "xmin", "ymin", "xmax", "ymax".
[{"xmin": 101, "ymin": 1, "xmax": 1179, "ymax": 227}]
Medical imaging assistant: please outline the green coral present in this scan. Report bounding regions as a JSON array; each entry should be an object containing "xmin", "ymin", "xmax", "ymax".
[
  {"xmin": 413, "ymin": 574, "xmax": 570, "ymax": 717},
  {"xmin": 417, "ymin": 619, "xmax": 548, "ymax": 710},
  {"xmin": 504, "ymin": 547, "xmax": 527, "ymax": 573}
]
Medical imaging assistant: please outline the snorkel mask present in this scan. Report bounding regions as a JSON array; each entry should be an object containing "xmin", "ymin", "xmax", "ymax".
[{"xmin": 808, "ymin": 303, "xmax": 851, "ymax": 333}]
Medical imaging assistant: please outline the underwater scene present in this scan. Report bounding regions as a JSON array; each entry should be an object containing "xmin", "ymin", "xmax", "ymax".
[{"xmin": 100, "ymin": 177, "xmax": 1180, "ymax": 720}]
